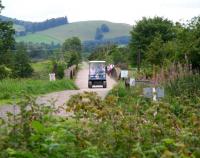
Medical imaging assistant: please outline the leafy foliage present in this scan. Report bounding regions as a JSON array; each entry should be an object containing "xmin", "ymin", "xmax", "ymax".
[
  {"xmin": 0, "ymin": 78, "xmax": 199, "ymax": 157},
  {"xmin": 130, "ymin": 16, "xmax": 200, "ymax": 69},
  {"xmin": 31, "ymin": 60, "xmax": 53, "ymax": 80},
  {"xmin": 130, "ymin": 16, "xmax": 175, "ymax": 51},
  {"xmin": 83, "ymin": 36, "xmax": 130, "ymax": 53},
  {"xmin": 67, "ymin": 51, "xmax": 81, "ymax": 67},
  {"xmin": 129, "ymin": 16, "xmax": 176, "ymax": 66},
  {"xmin": 0, "ymin": 65, "xmax": 11, "ymax": 79},
  {"xmin": 0, "ymin": 21, "xmax": 15, "ymax": 66},
  {"xmin": 62, "ymin": 37, "xmax": 82, "ymax": 67},
  {"xmin": 12, "ymin": 45, "xmax": 33, "ymax": 78},
  {"xmin": 62, "ymin": 37, "xmax": 82, "ymax": 53},
  {"xmin": 88, "ymin": 44, "xmax": 130, "ymax": 66},
  {"xmin": 55, "ymin": 63, "xmax": 65, "ymax": 79},
  {"xmin": 20, "ymin": 42, "xmax": 61, "ymax": 60}
]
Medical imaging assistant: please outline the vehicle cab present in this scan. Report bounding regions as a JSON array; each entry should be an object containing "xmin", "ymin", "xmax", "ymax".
[{"xmin": 88, "ymin": 61, "xmax": 107, "ymax": 88}]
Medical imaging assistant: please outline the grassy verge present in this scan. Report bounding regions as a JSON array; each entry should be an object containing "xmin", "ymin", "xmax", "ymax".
[
  {"xmin": 0, "ymin": 79, "xmax": 77, "ymax": 104},
  {"xmin": 31, "ymin": 60, "xmax": 53, "ymax": 80}
]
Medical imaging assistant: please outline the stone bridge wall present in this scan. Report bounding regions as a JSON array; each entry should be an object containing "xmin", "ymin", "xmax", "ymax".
[{"xmin": 64, "ymin": 65, "xmax": 78, "ymax": 79}]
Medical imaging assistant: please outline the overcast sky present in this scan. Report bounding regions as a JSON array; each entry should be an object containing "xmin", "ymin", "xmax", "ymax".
[{"xmin": 1, "ymin": 0, "xmax": 200, "ymax": 25}]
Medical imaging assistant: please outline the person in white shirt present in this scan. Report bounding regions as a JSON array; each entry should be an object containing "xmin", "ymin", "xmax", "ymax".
[{"xmin": 90, "ymin": 66, "xmax": 96, "ymax": 76}]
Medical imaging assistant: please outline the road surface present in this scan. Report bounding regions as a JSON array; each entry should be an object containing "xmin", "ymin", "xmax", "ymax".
[{"xmin": 0, "ymin": 62, "xmax": 117, "ymax": 117}]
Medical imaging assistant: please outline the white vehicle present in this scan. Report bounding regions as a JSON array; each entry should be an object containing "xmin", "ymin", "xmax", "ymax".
[{"xmin": 88, "ymin": 61, "xmax": 107, "ymax": 88}]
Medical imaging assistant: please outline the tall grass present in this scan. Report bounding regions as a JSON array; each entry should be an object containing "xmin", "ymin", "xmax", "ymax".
[
  {"xmin": 31, "ymin": 60, "xmax": 53, "ymax": 80},
  {"xmin": 0, "ymin": 79, "xmax": 77, "ymax": 101},
  {"xmin": 166, "ymin": 74, "xmax": 200, "ymax": 98}
]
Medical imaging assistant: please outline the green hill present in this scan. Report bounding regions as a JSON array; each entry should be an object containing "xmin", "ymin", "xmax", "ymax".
[{"xmin": 16, "ymin": 21, "xmax": 132, "ymax": 44}]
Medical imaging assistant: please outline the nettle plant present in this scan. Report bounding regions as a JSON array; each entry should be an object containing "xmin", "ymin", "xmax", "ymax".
[
  {"xmin": 0, "ymin": 89, "xmax": 199, "ymax": 158},
  {"xmin": 66, "ymin": 91, "xmax": 200, "ymax": 157},
  {"xmin": 0, "ymin": 95, "xmax": 57, "ymax": 157}
]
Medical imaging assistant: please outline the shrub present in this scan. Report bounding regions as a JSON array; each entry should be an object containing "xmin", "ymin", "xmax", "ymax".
[
  {"xmin": 0, "ymin": 65, "xmax": 10, "ymax": 79},
  {"xmin": 56, "ymin": 63, "xmax": 65, "ymax": 79}
]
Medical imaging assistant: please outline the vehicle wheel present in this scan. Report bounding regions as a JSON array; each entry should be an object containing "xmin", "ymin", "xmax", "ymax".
[
  {"xmin": 88, "ymin": 81, "xmax": 92, "ymax": 88},
  {"xmin": 103, "ymin": 81, "xmax": 107, "ymax": 88}
]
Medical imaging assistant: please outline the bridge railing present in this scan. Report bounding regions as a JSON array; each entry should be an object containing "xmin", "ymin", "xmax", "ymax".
[{"xmin": 64, "ymin": 65, "xmax": 78, "ymax": 79}]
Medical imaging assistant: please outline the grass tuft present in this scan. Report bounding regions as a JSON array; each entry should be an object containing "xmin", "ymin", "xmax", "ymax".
[{"xmin": 0, "ymin": 79, "xmax": 77, "ymax": 104}]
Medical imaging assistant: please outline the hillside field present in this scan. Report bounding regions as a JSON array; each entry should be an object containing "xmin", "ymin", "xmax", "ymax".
[
  {"xmin": 16, "ymin": 21, "xmax": 132, "ymax": 44},
  {"xmin": 13, "ymin": 24, "xmax": 25, "ymax": 32}
]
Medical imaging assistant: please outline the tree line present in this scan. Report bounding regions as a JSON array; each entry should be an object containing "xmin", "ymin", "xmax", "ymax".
[
  {"xmin": 0, "ymin": 0, "xmax": 82, "ymax": 80},
  {"xmin": 0, "ymin": 15, "xmax": 69, "ymax": 35},
  {"xmin": 83, "ymin": 36, "xmax": 130, "ymax": 53},
  {"xmin": 0, "ymin": 2, "xmax": 32, "ymax": 79},
  {"xmin": 130, "ymin": 16, "xmax": 200, "ymax": 70},
  {"xmin": 89, "ymin": 16, "xmax": 200, "ymax": 72},
  {"xmin": 52, "ymin": 37, "xmax": 82, "ymax": 79}
]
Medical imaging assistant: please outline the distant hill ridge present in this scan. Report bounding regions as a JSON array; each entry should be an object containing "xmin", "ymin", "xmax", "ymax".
[
  {"xmin": 0, "ymin": 15, "xmax": 68, "ymax": 34},
  {"xmin": 16, "ymin": 20, "xmax": 132, "ymax": 43},
  {"xmin": 0, "ymin": 16, "xmax": 132, "ymax": 44}
]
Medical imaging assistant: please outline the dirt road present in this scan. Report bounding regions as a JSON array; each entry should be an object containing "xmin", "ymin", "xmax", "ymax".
[
  {"xmin": 0, "ymin": 62, "xmax": 117, "ymax": 117},
  {"xmin": 38, "ymin": 62, "xmax": 116, "ymax": 105}
]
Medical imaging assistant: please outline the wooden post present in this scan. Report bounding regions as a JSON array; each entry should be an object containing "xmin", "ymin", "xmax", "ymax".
[
  {"xmin": 137, "ymin": 50, "xmax": 141, "ymax": 72},
  {"xmin": 152, "ymin": 87, "xmax": 157, "ymax": 101}
]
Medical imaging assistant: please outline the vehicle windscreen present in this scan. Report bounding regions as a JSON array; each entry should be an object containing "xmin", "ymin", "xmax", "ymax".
[{"xmin": 89, "ymin": 63, "xmax": 105, "ymax": 77}]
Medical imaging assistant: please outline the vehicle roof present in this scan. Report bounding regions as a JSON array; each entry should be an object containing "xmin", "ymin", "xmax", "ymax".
[{"xmin": 89, "ymin": 61, "xmax": 106, "ymax": 63}]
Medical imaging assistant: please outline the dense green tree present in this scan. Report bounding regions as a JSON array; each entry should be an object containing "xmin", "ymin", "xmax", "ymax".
[
  {"xmin": 0, "ymin": 65, "xmax": 11, "ymax": 79},
  {"xmin": 168, "ymin": 17, "xmax": 200, "ymax": 68},
  {"xmin": 12, "ymin": 44, "xmax": 33, "ymax": 78},
  {"xmin": 144, "ymin": 33, "xmax": 165, "ymax": 65},
  {"xmin": 88, "ymin": 44, "xmax": 131, "ymax": 66},
  {"xmin": 0, "ymin": 0, "xmax": 15, "ymax": 66},
  {"xmin": 83, "ymin": 36, "xmax": 130, "ymax": 53},
  {"xmin": 111, "ymin": 47, "xmax": 130, "ymax": 65},
  {"xmin": 56, "ymin": 63, "xmax": 65, "ymax": 79},
  {"xmin": 88, "ymin": 44, "xmax": 115, "ymax": 62},
  {"xmin": 67, "ymin": 51, "xmax": 80, "ymax": 67},
  {"xmin": 130, "ymin": 17, "xmax": 175, "ymax": 65},
  {"xmin": 184, "ymin": 16, "xmax": 200, "ymax": 68},
  {"xmin": 62, "ymin": 37, "xmax": 82, "ymax": 67},
  {"xmin": 62, "ymin": 37, "xmax": 82, "ymax": 53}
]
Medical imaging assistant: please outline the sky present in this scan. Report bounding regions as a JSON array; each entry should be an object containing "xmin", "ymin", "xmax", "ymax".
[{"xmin": 1, "ymin": 0, "xmax": 200, "ymax": 25}]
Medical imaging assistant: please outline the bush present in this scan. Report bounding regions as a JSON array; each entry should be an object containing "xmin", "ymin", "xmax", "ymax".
[
  {"xmin": 12, "ymin": 48, "xmax": 33, "ymax": 78},
  {"xmin": 0, "ymin": 65, "xmax": 11, "ymax": 79},
  {"xmin": 56, "ymin": 63, "xmax": 65, "ymax": 79},
  {"xmin": 52, "ymin": 61, "xmax": 65, "ymax": 79},
  {"xmin": 0, "ymin": 87, "xmax": 200, "ymax": 157}
]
